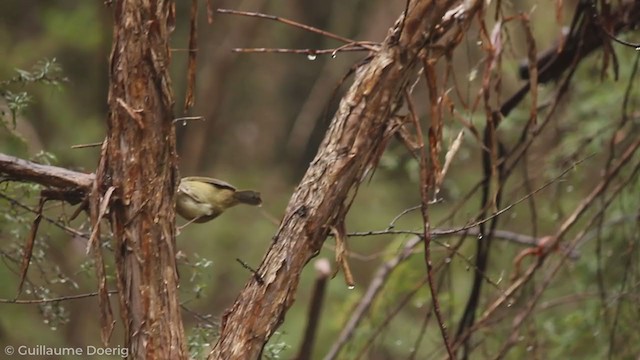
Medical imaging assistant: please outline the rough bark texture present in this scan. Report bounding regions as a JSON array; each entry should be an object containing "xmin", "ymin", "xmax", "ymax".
[
  {"xmin": 96, "ymin": 0, "xmax": 186, "ymax": 358},
  {"xmin": 0, "ymin": 153, "xmax": 93, "ymax": 189},
  {"xmin": 209, "ymin": 1, "xmax": 469, "ymax": 358}
]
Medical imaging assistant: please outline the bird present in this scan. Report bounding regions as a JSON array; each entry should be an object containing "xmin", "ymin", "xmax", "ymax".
[{"xmin": 176, "ymin": 176, "xmax": 262, "ymax": 227}]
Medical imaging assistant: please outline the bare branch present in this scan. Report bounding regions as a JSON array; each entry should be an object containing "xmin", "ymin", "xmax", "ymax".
[
  {"xmin": 0, "ymin": 152, "xmax": 94, "ymax": 190},
  {"xmin": 0, "ymin": 290, "xmax": 118, "ymax": 304},
  {"xmin": 216, "ymin": 8, "xmax": 377, "ymax": 50}
]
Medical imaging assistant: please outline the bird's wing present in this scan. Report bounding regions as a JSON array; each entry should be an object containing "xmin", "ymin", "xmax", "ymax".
[
  {"xmin": 178, "ymin": 182, "xmax": 209, "ymax": 205},
  {"xmin": 182, "ymin": 176, "xmax": 237, "ymax": 191}
]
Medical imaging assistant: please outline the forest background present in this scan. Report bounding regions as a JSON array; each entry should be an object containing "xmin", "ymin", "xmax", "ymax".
[{"xmin": 1, "ymin": 0, "xmax": 639, "ymax": 359}]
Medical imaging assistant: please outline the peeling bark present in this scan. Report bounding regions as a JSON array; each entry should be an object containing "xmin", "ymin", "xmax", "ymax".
[{"xmin": 94, "ymin": 0, "xmax": 186, "ymax": 358}]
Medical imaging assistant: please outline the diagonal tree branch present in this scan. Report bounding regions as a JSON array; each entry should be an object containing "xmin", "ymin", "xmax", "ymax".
[{"xmin": 209, "ymin": 1, "xmax": 484, "ymax": 358}]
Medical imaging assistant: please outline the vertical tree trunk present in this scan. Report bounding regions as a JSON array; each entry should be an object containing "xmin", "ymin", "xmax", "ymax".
[{"xmin": 98, "ymin": 0, "xmax": 186, "ymax": 358}]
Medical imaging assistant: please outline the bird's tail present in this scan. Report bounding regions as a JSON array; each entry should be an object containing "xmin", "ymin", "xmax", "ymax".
[{"xmin": 234, "ymin": 190, "xmax": 262, "ymax": 206}]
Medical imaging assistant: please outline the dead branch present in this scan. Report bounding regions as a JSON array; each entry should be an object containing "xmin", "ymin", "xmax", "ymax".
[
  {"xmin": 0, "ymin": 290, "xmax": 118, "ymax": 304},
  {"xmin": 0, "ymin": 152, "xmax": 94, "ymax": 191},
  {"xmin": 295, "ymin": 259, "xmax": 331, "ymax": 360},
  {"xmin": 216, "ymin": 8, "xmax": 377, "ymax": 50}
]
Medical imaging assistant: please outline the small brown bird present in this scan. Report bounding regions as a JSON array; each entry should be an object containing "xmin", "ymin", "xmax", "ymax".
[{"xmin": 176, "ymin": 176, "xmax": 262, "ymax": 225}]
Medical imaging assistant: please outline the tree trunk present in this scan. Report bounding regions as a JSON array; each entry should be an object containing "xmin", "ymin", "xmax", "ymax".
[{"xmin": 95, "ymin": 0, "xmax": 186, "ymax": 358}]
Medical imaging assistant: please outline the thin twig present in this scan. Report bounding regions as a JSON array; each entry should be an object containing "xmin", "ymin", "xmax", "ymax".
[
  {"xmin": 407, "ymin": 86, "xmax": 455, "ymax": 358},
  {"xmin": 0, "ymin": 192, "xmax": 89, "ymax": 239},
  {"xmin": 441, "ymin": 154, "xmax": 594, "ymax": 237},
  {"xmin": 235, "ymin": 258, "xmax": 264, "ymax": 285},
  {"xmin": 173, "ymin": 116, "xmax": 205, "ymax": 124},
  {"xmin": 232, "ymin": 45, "xmax": 374, "ymax": 55},
  {"xmin": 181, "ymin": 304, "xmax": 219, "ymax": 328},
  {"xmin": 0, "ymin": 290, "xmax": 117, "ymax": 304},
  {"xmin": 217, "ymin": 8, "xmax": 378, "ymax": 51},
  {"xmin": 493, "ymin": 169, "xmax": 639, "ymax": 358},
  {"xmin": 467, "ymin": 136, "xmax": 640, "ymax": 356},
  {"xmin": 71, "ymin": 142, "xmax": 103, "ymax": 149},
  {"xmin": 345, "ymin": 227, "xmax": 580, "ymax": 259}
]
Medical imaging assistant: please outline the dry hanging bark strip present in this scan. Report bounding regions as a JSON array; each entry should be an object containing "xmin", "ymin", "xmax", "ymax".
[
  {"xmin": 206, "ymin": 0, "xmax": 214, "ymax": 24},
  {"xmin": 89, "ymin": 142, "xmax": 114, "ymax": 346},
  {"xmin": 520, "ymin": 14, "xmax": 538, "ymax": 126},
  {"xmin": 15, "ymin": 197, "xmax": 45, "ymax": 297},
  {"xmin": 423, "ymin": 59, "xmax": 442, "ymax": 182},
  {"xmin": 86, "ymin": 186, "xmax": 115, "ymax": 254},
  {"xmin": 330, "ymin": 223, "xmax": 355, "ymax": 288},
  {"xmin": 184, "ymin": 0, "xmax": 198, "ymax": 112}
]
